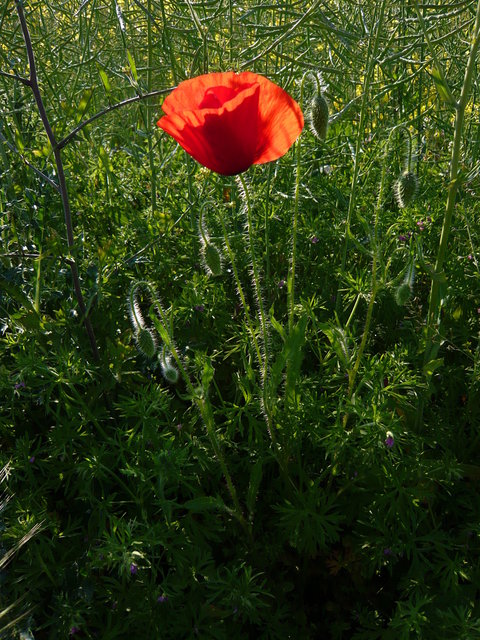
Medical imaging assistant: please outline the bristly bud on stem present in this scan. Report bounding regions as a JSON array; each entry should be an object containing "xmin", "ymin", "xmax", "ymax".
[
  {"xmin": 198, "ymin": 205, "xmax": 223, "ymax": 276},
  {"xmin": 394, "ymin": 170, "xmax": 418, "ymax": 209},
  {"xmin": 309, "ymin": 92, "xmax": 329, "ymax": 140},
  {"xmin": 395, "ymin": 258, "xmax": 415, "ymax": 306},
  {"xmin": 203, "ymin": 241, "xmax": 222, "ymax": 277},
  {"xmin": 128, "ymin": 286, "xmax": 157, "ymax": 358},
  {"xmin": 159, "ymin": 347, "xmax": 179, "ymax": 384},
  {"xmin": 136, "ymin": 327, "xmax": 157, "ymax": 358},
  {"xmin": 395, "ymin": 282, "xmax": 412, "ymax": 306}
]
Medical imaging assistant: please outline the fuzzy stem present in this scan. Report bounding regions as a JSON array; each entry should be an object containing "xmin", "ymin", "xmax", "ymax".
[
  {"xmin": 137, "ymin": 281, "xmax": 248, "ymax": 532},
  {"xmin": 218, "ymin": 203, "xmax": 277, "ymax": 446},
  {"xmin": 237, "ymin": 174, "xmax": 269, "ymax": 384},
  {"xmin": 198, "ymin": 203, "xmax": 210, "ymax": 246},
  {"xmin": 288, "ymin": 125, "xmax": 303, "ymax": 334}
]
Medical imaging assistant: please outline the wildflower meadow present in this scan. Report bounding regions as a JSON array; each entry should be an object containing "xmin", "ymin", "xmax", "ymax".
[{"xmin": 1, "ymin": 0, "xmax": 480, "ymax": 638}]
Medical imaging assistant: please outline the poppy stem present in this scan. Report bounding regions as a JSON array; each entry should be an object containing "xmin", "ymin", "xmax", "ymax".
[
  {"xmin": 237, "ymin": 174, "xmax": 270, "ymax": 383},
  {"xmin": 140, "ymin": 280, "xmax": 249, "ymax": 532},
  {"xmin": 217, "ymin": 204, "xmax": 277, "ymax": 444},
  {"xmin": 288, "ymin": 104, "xmax": 304, "ymax": 334}
]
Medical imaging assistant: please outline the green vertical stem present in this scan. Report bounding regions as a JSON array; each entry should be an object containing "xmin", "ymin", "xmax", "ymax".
[
  {"xmin": 344, "ymin": 134, "xmax": 393, "ymax": 426},
  {"xmin": 423, "ymin": 2, "xmax": 480, "ymax": 369},
  {"xmin": 147, "ymin": 0, "xmax": 157, "ymax": 213},
  {"xmin": 336, "ymin": 0, "xmax": 388, "ymax": 317},
  {"xmin": 237, "ymin": 174, "xmax": 269, "ymax": 383},
  {"xmin": 288, "ymin": 134, "xmax": 302, "ymax": 334},
  {"xmin": 140, "ymin": 281, "xmax": 248, "ymax": 533},
  {"xmin": 264, "ymin": 163, "xmax": 273, "ymax": 282}
]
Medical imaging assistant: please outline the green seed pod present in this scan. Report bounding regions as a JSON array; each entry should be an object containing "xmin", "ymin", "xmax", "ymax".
[
  {"xmin": 309, "ymin": 93, "xmax": 329, "ymax": 140},
  {"xmin": 136, "ymin": 327, "xmax": 157, "ymax": 358},
  {"xmin": 395, "ymin": 282, "xmax": 412, "ymax": 306},
  {"xmin": 394, "ymin": 171, "xmax": 418, "ymax": 209},
  {"xmin": 203, "ymin": 242, "xmax": 222, "ymax": 276}
]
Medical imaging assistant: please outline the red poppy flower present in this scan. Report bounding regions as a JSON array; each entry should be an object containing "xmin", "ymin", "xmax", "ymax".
[{"xmin": 157, "ymin": 71, "xmax": 304, "ymax": 175}]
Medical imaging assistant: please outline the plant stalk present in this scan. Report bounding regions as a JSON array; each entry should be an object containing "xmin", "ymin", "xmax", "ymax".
[{"xmin": 15, "ymin": 0, "xmax": 99, "ymax": 361}]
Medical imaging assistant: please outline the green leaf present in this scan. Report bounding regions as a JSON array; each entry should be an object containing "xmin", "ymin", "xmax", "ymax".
[
  {"xmin": 318, "ymin": 323, "xmax": 350, "ymax": 368},
  {"xmin": 201, "ymin": 356, "xmax": 215, "ymax": 391},
  {"xmin": 266, "ymin": 313, "xmax": 308, "ymax": 401},
  {"xmin": 430, "ymin": 66, "xmax": 456, "ymax": 107},
  {"xmin": 269, "ymin": 305, "xmax": 286, "ymax": 341},
  {"xmin": 126, "ymin": 49, "xmax": 138, "ymax": 83},
  {"xmin": 285, "ymin": 313, "xmax": 308, "ymax": 403},
  {"xmin": 76, "ymin": 88, "xmax": 93, "ymax": 123},
  {"xmin": 0, "ymin": 276, "xmax": 38, "ymax": 317},
  {"xmin": 423, "ymin": 357, "xmax": 444, "ymax": 378},
  {"xmin": 97, "ymin": 66, "xmax": 111, "ymax": 95}
]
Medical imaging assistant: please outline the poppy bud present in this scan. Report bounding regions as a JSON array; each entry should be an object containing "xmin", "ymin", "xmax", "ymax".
[
  {"xmin": 135, "ymin": 327, "xmax": 157, "ymax": 358},
  {"xmin": 395, "ymin": 282, "xmax": 412, "ymax": 306},
  {"xmin": 394, "ymin": 171, "xmax": 418, "ymax": 209},
  {"xmin": 203, "ymin": 242, "xmax": 222, "ymax": 277},
  {"xmin": 309, "ymin": 93, "xmax": 329, "ymax": 140},
  {"xmin": 159, "ymin": 349, "xmax": 179, "ymax": 384}
]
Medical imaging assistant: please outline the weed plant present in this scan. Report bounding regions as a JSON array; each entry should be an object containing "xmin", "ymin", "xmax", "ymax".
[{"xmin": 1, "ymin": 0, "xmax": 480, "ymax": 638}]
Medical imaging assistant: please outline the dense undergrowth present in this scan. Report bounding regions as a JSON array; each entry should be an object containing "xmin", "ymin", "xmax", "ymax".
[{"xmin": 1, "ymin": 0, "xmax": 480, "ymax": 638}]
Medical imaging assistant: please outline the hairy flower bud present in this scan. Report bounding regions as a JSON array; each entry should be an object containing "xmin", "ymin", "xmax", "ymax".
[
  {"xmin": 395, "ymin": 282, "xmax": 412, "ymax": 306},
  {"xmin": 309, "ymin": 93, "xmax": 329, "ymax": 140},
  {"xmin": 394, "ymin": 171, "xmax": 418, "ymax": 209},
  {"xmin": 203, "ymin": 242, "xmax": 222, "ymax": 277},
  {"xmin": 159, "ymin": 349, "xmax": 179, "ymax": 384},
  {"xmin": 135, "ymin": 327, "xmax": 157, "ymax": 358}
]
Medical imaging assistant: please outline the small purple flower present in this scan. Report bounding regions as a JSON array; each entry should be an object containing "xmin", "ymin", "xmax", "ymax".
[
  {"xmin": 176, "ymin": 423, "xmax": 183, "ymax": 432},
  {"xmin": 29, "ymin": 455, "xmax": 35, "ymax": 464},
  {"xmin": 14, "ymin": 381, "xmax": 25, "ymax": 390},
  {"xmin": 398, "ymin": 234, "xmax": 407, "ymax": 242},
  {"xmin": 383, "ymin": 547, "xmax": 393, "ymax": 556},
  {"xmin": 278, "ymin": 279, "xmax": 286, "ymax": 289},
  {"xmin": 384, "ymin": 432, "xmax": 395, "ymax": 448},
  {"xmin": 130, "ymin": 563, "xmax": 138, "ymax": 576},
  {"xmin": 70, "ymin": 627, "xmax": 80, "ymax": 636},
  {"xmin": 157, "ymin": 595, "xmax": 168, "ymax": 603},
  {"xmin": 194, "ymin": 304, "xmax": 205, "ymax": 312},
  {"xmin": 468, "ymin": 254, "xmax": 473, "ymax": 260},
  {"xmin": 311, "ymin": 236, "xmax": 319, "ymax": 244}
]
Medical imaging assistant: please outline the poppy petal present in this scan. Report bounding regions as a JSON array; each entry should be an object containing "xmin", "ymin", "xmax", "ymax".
[
  {"xmin": 161, "ymin": 72, "xmax": 243, "ymax": 114},
  {"xmin": 253, "ymin": 76, "xmax": 304, "ymax": 164},
  {"xmin": 157, "ymin": 71, "xmax": 303, "ymax": 175},
  {"xmin": 158, "ymin": 83, "xmax": 260, "ymax": 175}
]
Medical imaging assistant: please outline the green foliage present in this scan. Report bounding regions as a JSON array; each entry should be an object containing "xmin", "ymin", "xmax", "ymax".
[{"xmin": 2, "ymin": 0, "xmax": 480, "ymax": 638}]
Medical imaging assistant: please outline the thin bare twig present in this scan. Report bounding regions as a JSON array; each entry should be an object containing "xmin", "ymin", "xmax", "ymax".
[
  {"xmin": 0, "ymin": 69, "xmax": 31, "ymax": 86},
  {"xmin": 56, "ymin": 88, "xmax": 172, "ymax": 150},
  {"xmin": 15, "ymin": 0, "xmax": 99, "ymax": 361}
]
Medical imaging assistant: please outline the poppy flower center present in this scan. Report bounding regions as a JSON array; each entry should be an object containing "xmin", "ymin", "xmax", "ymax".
[{"xmin": 199, "ymin": 84, "xmax": 255, "ymax": 109}]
